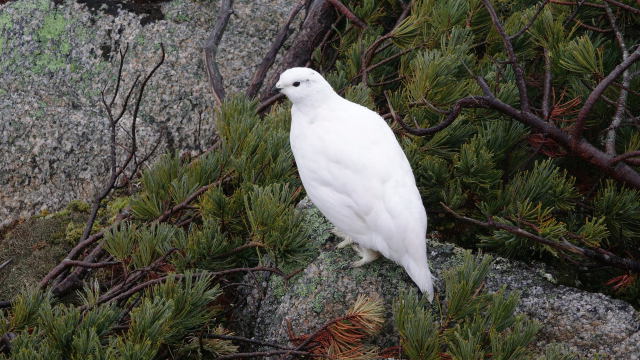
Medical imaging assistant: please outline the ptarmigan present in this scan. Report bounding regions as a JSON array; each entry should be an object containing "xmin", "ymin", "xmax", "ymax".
[{"xmin": 275, "ymin": 67, "xmax": 434, "ymax": 301}]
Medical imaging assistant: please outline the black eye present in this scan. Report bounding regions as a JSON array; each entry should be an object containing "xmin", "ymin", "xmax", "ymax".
[{"xmin": 293, "ymin": 81, "xmax": 300, "ymax": 87}]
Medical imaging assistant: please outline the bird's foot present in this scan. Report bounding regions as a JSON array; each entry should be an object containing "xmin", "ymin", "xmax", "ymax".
[
  {"xmin": 336, "ymin": 238, "xmax": 355, "ymax": 249},
  {"xmin": 332, "ymin": 228, "xmax": 354, "ymax": 249},
  {"xmin": 350, "ymin": 246, "xmax": 380, "ymax": 268}
]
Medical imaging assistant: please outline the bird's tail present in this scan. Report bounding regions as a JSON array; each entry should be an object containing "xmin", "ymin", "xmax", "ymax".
[{"xmin": 404, "ymin": 259, "xmax": 435, "ymax": 303}]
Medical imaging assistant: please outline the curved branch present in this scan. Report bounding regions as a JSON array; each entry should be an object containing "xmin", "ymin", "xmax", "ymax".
[
  {"xmin": 327, "ymin": 0, "xmax": 367, "ymax": 29},
  {"xmin": 509, "ymin": 0, "xmax": 550, "ymax": 40},
  {"xmin": 204, "ymin": 0, "xmax": 234, "ymax": 106},
  {"xmin": 602, "ymin": 0, "xmax": 640, "ymax": 14},
  {"xmin": 572, "ymin": 46, "xmax": 640, "ymax": 141},
  {"xmin": 610, "ymin": 150, "xmax": 640, "ymax": 166},
  {"xmin": 389, "ymin": 95, "xmax": 492, "ymax": 136},
  {"xmin": 246, "ymin": 1, "xmax": 305, "ymax": 98}
]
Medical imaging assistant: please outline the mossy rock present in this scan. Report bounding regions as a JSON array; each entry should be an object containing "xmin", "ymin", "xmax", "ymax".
[{"xmin": 0, "ymin": 209, "xmax": 87, "ymax": 300}]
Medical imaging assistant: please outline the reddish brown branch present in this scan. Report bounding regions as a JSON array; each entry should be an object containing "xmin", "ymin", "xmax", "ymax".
[
  {"xmin": 95, "ymin": 267, "xmax": 285, "ymax": 306},
  {"xmin": 602, "ymin": 0, "xmax": 640, "ymax": 14},
  {"xmin": 210, "ymin": 241, "xmax": 265, "ymax": 259},
  {"xmin": 509, "ymin": 0, "xmax": 550, "ymax": 40},
  {"xmin": 327, "ymin": 0, "xmax": 367, "ymax": 29},
  {"xmin": 611, "ymin": 151, "xmax": 640, "ymax": 166},
  {"xmin": 60, "ymin": 260, "xmax": 121, "ymax": 269},
  {"xmin": 549, "ymin": 0, "xmax": 605, "ymax": 8},
  {"xmin": 572, "ymin": 46, "xmax": 640, "ymax": 142},
  {"xmin": 389, "ymin": 93, "xmax": 492, "ymax": 136}
]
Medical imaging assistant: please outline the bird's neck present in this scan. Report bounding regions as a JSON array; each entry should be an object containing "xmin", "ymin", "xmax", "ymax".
[{"xmin": 291, "ymin": 91, "xmax": 343, "ymax": 114}]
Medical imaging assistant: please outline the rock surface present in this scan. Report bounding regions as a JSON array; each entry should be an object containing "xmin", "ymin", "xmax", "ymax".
[
  {"xmin": 236, "ymin": 202, "xmax": 640, "ymax": 358},
  {"xmin": 0, "ymin": 0, "xmax": 297, "ymax": 228}
]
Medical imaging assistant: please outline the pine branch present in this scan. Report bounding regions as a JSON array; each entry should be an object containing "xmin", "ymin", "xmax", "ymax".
[{"xmin": 441, "ymin": 203, "xmax": 640, "ymax": 273}]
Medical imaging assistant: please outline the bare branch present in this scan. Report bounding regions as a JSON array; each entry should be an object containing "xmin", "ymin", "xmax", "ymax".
[
  {"xmin": 604, "ymin": 3, "xmax": 630, "ymax": 156},
  {"xmin": 246, "ymin": 2, "xmax": 305, "ymax": 98},
  {"xmin": 572, "ymin": 46, "xmax": 640, "ymax": 142},
  {"xmin": 549, "ymin": 0, "xmax": 605, "ymax": 8},
  {"xmin": 0, "ymin": 259, "xmax": 12, "ymax": 272},
  {"xmin": 482, "ymin": 0, "xmax": 530, "ymax": 113},
  {"xmin": 60, "ymin": 260, "xmax": 121, "ymax": 269},
  {"xmin": 204, "ymin": 0, "xmax": 233, "ymax": 106},
  {"xmin": 95, "ymin": 267, "xmax": 285, "ymax": 306},
  {"xmin": 610, "ymin": 150, "xmax": 640, "ymax": 166},
  {"xmin": 263, "ymin": 0, "xmax": 336, "ymax": 99},
  {"xmin": 389, "ymin": 93, "xmax": 492, "ymax": 136},
  {"xmin": 509, "ymin": 0, "xmax": 550, "ymax": 40},
  {"xmin": 326, "ymin": 0, "xmax": 367, "ymax": 29},
  {"xmin": 203, "ymin": 334, "xmax": 292, "ymax": 350},
  {"xmin": 542, "ymin": 48, "xmax": 552, "ymax": 121},
  {"xmin": 216, "ymin": 350, "xmax": 321, "ymax": 359},
  {"xmin": 602, "ymin": 0, "xmax": 640, "ymax": 14}
]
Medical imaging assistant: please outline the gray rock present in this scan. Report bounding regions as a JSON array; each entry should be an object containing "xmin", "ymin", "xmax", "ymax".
[
  {"xmin": 0, "ymin": 0, "xmax": 298, "ymax": 228},
  {"xmin": 236, "ymin": 203, "xmax": 640, "ymax": 358}
]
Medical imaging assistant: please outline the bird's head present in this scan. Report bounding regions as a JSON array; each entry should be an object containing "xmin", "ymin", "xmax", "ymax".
[{"xmin": 274, "ymin": 67, "xmax": 336, "ymax": 105}]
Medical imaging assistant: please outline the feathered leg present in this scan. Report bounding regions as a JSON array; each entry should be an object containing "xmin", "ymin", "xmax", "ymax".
[
  {"xmin": 332, "ymin": 228, "xmax": 354, "ymax": 248},
  {"xmin": 351, "ymin": 245, "xmax": 380, "ymax": 268}
]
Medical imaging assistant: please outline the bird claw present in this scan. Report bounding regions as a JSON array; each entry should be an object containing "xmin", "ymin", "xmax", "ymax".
[{"xmin": 336, "ymin": 238, "xmax": 354, "ymax": 249}]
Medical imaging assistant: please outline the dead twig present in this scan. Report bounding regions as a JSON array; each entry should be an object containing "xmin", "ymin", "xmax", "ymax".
[
  {"xmin": 604, "ymin": 3, "xmax": 630, "ymax": 156},
  {"xmin": 509, "ymin": 0, "xmax": 550, "ymax": 40},
  {"xmin": 602, "ymin": 0, "xmax": 640, "ymax": 14},
  {"xmin": 610, "ymin": 150, "xmax": 640, "ymax": 166},
  {"xmin": 204, "ymin": 0, "xmax": 233, "ymax": 106},
  {"xmin": 326, "ymin": 0, "xmax": 367, "ymax": 29},
  {"xmin": 246, "ymin": 1, "xmax": 305, "ymax": 98},
  {"xmin": 263, "ymin": 0, "xmax": 336, "ymax": 100},
  {"xmin": 572, "ymin": 46, "xmax": 640, "ymax": 142},
  {"xmin": 0, "ymin": 259, "xmax": 11, "ymax": 272}
]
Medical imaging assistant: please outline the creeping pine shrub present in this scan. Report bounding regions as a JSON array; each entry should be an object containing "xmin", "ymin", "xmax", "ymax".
[
  {"xmin": 394, "ymin": 252, "xmax": 575, "ymax": 359},
  {"xmin": 1, "ymin": 97, "xmax": 313, "ymax": 358}
]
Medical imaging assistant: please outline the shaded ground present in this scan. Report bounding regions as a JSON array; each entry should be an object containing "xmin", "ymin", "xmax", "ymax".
[{"xmin": 0, "ymin": 208, "xmax": 87, "ymax": 300}]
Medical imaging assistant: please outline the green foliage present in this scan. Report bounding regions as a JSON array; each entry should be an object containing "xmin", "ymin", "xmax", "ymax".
[
  {"xmin": 2, "ymin": 276, "xmax": 220, "ymax": 359},
  {"xmin": 594, "ymin": 180, "xmax": 640, "ymax": 248},
  {"xmin": 394, "ymin": 253, "xmax": 541, "ymax": 360}
]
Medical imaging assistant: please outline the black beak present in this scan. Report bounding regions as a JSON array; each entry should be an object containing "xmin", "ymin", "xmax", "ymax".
[{"xmin": 272, "ymin": 85, "xmax": 280, "ymax": 93}]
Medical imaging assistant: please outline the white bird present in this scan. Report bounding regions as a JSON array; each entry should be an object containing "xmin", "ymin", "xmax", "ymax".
[{"xmin": 275, "ymin": 67, "xmax": 434, "ymax": 301}]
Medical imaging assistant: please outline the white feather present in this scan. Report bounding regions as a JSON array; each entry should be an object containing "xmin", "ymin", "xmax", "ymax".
[{"xmin": 276, "ymin": 67, "xmax": 434, "ymax": 302}]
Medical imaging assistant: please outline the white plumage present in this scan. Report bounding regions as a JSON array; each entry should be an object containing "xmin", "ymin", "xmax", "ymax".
[{"xmin": 275, "ymin": 67, "xmax": 434, "ymax": 302}]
